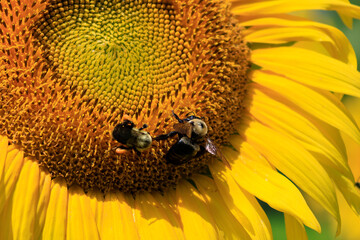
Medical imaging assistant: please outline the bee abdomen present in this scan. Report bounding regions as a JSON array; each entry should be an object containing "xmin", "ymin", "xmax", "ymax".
[{"xmin": 166, "ymin": 137, "xmax": 200, "ymax": 165}]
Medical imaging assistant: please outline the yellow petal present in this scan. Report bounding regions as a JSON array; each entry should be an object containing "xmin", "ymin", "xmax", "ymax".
[
  {"xmin": 327, "ymin": 165, "xmax": 360, "ymax": 216},
  {"xmin": 11, "ymin": 160, "xmax": 40, "ymax": 240},
  {"xmin": 134, "ymin": 192, "xmax": 182, "ymax": 239},
  {"xmin": 152, "ymin": 192, "xmax": 185, "ymax": 238},
  {"xmin": 303, "ymin": 118, "xmax": 359, "ymax": 220},
  {"xmin": 252, "ymin": 71, "xmax": 360, "ymax": 144},
  {"xmin": 334, "ymin": 0, "xmax": 354, "ymax": 28},
  {"xmin": 245, "ymin": 15, "xmax": 356, "ymax": 66},
  {"xmin": 193, "ymin": 174, "xmax": 252, "ymax": 240},
  {"xmin": 42, "ymin": 178, "xmax": 68, "ymax": 240},
  {"xmin": 285, "ymin": 214, "xmax": 308, "ymax": 240},
  {"xmin": 209, "ymin": 161, "xmax": 273, "ymax": 240},
  {"xmin": 35, "ymin": 170, "xmax": 52, "ymax": 239},
  {"xmin": 176, "ymin": 179, "xmax": 220, "ymax": 240},
  {"xmin": 223, "ymin": 143, "xmax": 320, "ymax": 231},
  {"xmin": 241, "ymin": 15, "xmax": 356, "ymax": 67},
  {"xmin": 243, "ymin": 120, "xmax": 340, "ymax": 227},
  {"xmin": 87, "ymin": 190, "xmax": 104, "ymax": 238},
  {"xmin": 66, "ymin": 186, "xmax": 100, "ymax": 240},
  {"xmin": 0, "ymin": 140, "xmax": 24, "ymax": 240},
  {"xmin": 252, "ymin": 47, "xmax": 360, "ymax": 97},
  {"xmin": 0, "ymin": 135, "xmax": 8, "ymax": 180},
  {"xmin": 98, "ymin": 192, "xmax": 139, "ymax": 240},
  {"xmin": 250, "ymin": 87, "xmax": 351, "ymax": 177},
  {"xmin": 231, "ymin": 0, "xmax": 360, "ymax": 19},
  {"xmin": 338, "ymin": 13, "xmax": 352, "ymax": 28},
  {"xmin": 335, "ymin": 189, "xmax": 360, "ymax": 239},
  {"xmin": 246, "ymin": 26, "xmax": 333, "ymax": 43},
  {"xmin": 0, "ymin": 147, "xmax": 24, "ymax": 212},
  {"xmin": 0, "ymin": 192, "xmax": 13, "ymax": 240},
  {"xmin": 303, "ymin": 110, "xmax": 348, "ymax": 161}
]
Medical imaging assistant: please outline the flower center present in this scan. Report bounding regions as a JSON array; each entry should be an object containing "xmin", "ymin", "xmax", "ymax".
[
  {"xmin": 1, "ymin": 0, "xmax": 250, "ymax": 193},
  {"xmin": 36, "ymin": 0, "xmax": 188, "ymax": 113}
]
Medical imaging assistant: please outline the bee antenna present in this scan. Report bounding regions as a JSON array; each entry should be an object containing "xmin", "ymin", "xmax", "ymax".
[
  {"xmin": 172, "ymin": 110, "xmax": 183, "ymax": 123},
  {"xmin": 139, "ymin": 124, "xmax": 148, "ymax": 130},
  {"xmin": 185, "ymin": 111, "xmax": 204, "ymax": 120}
]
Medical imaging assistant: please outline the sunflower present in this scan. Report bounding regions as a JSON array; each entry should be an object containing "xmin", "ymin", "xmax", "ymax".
[{"xmin": 1, "ymin": 0, "xmax": 360, "ymax": 239}]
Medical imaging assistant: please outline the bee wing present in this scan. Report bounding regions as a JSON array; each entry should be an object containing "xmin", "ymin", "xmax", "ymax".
[
  {"xmin": 173, "ymin": 122, "xmax": 192, "ymax": 138},
  {"xmin": 205, "ymin": 138, "xmax": 231, "ymax": 169}
]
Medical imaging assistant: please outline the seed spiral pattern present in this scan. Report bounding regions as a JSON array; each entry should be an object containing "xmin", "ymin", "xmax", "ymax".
[
  {"xmin": 34, "ymin": 0, "xmax": 189, "ymax": 114},
  {"xmin": 1, "ymin": 0, "xmax": 250, "ymax": 193}
]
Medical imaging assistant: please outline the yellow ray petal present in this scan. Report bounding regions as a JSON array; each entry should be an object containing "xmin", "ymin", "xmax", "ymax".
[
  {"xmin": 299, "ymin": 107, "xmax": 348, "ymax": 160},
  {"xmin": 243, "ymin": 120, "xmax": 340, "ymax": 227},
  {"xmin": 285, "ymin": 214, "xmax": 308, "ymax": 240},
  {"xmin": 245, "ymin": 27, "xmax": 333, "ymax": 43},
  {"xmin": 134, "ymin": 192, "xmax": 183, "ymax": 240},
  {"xmin": 209, "ymin": 161, "xmax": 273, "ymax": 240},
  {"xmin": 252, "ymin": 71, "xmax": 360, "ymax": 144},
  {"xmin": 42, "ymin": 178, "xmax": 69, "ymax": 240},
  {"xmin": 0, "ymin": 192, "xmax": 13, "ymax": 240},
  {"xmin": 223, "ymin": 144, "xmax": 320, "ymax": 231},
  {"xmin": 66, "ymin": 186, "xmax": 100, "ymax": 240},
  {"xmin": 193, "ymin": 174, "xmax": 252, "ymax": 240},
  {"xmin": 333, "ymin": 0, "xmax": 354, "ymax": 28},
  {"xmin": 327, "ymin": 164, "xmax": 360, "ymax": 216},
  {"xmin": 252, "ymin": 47, "xmax": 360, "ymax": 97},
  {"xmin": 0, "ymin": 136, "xmax": 8, "ymax": 180},
  {"xmin": 335, "ymin": 188, "xmax": 360, "ymax": 239},
  {"xmin": 301, "ymin": 117, "xmax": 359, "ymax": 219},
  {"xmin": 0, "ymin": 147, "xmax": 24, "ymax": 212},
  {"xmin": 250, "ymin": 87, "xmax": 351, "ymax": 177},
  {"xmin": 152, "ymin": 192, "xmax": 185, "ymax": 238},
  {"xmin": 176, "ymin": 179, "xmax": 220, "ymax": 240},
  {"xmin": 34, "ymin": 170, "xmax": 52, "ymax": 240},
  {"xmin": 232, "ymin": 135, "xmax": 273, "ymax": 168},
  {"xmin": 87, "ymin": 190, "xmax": 104, "ymax": 238},
  {"xmin": 231, "ymin": 0, "xmax": 360, "ymax": 20},
  {"xmin": 11, "ymin": 160, "xmax": 40, "ymax": 240},
  {"xmin": 97, "ymin": 192, "xmax": 138, "ymax": 240},
  {"xmin": 240, "ymin": 16, "xmax": 356, "ymax": 67}
]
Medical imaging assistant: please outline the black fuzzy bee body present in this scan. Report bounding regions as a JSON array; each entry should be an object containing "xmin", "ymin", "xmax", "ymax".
[
  {"xmin": 155, "ymin": 111, "xmax": 229, "ymax": 167},
  {"xmin": 112, "ymin": 120, "xmax": 152, "ymax": 155}
]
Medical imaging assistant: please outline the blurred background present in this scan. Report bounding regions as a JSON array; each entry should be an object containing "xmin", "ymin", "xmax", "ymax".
[{"xmin": 264, "ymin": 1, "xmax": 360, "ymax": 239}]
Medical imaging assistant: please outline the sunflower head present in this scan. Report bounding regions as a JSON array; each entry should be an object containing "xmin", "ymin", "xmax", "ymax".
[
  {"xmin": 1, "ymin": 0, "xmax": 250, "ymax": 193},
  {"xmin": 3, "ymin": 0, "xmax": 360, "ymax": 239}
]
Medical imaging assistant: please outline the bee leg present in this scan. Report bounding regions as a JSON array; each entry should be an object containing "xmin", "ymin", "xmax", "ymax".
[
  {"xmin": 113, "ymin": 145, "xmax": 132, "ymax": 150},
  {"xmin": 115, "ymin": 148, "xmax": 128, "ymax": 154},
  {"xmin": 172, "ymin": 111, "xmax": 184, "ymax": 123},
  {"xmin": 154, "ymin": 131, "xmax": 178, "ymax": 141},
  {"xmin": 139, "ymin": 124, "xmax": 148, "ymax": 131},
  {"xmin": 113, "ymin": 145, "xmax": 132, "ymax": 155}
]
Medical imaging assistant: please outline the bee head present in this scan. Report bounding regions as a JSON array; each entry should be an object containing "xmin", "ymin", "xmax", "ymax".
[{"xmin": 189, "ymin": 118, "xmax": 208, "ymax": 138}]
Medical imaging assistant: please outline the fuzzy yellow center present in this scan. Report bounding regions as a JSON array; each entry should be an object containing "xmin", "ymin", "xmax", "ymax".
[{"xmin": 1, "ymin": 0, "xmax": 250, "ymax": 193}]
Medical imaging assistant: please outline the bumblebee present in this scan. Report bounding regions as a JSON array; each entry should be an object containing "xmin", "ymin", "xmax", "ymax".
[
  {"xmin": 112, "ymin": 120, "xmax": 152, "ymax": 155},
  {"xmin": 155, "ymin": 111, "xmax": 229, "ymax": 167}
]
